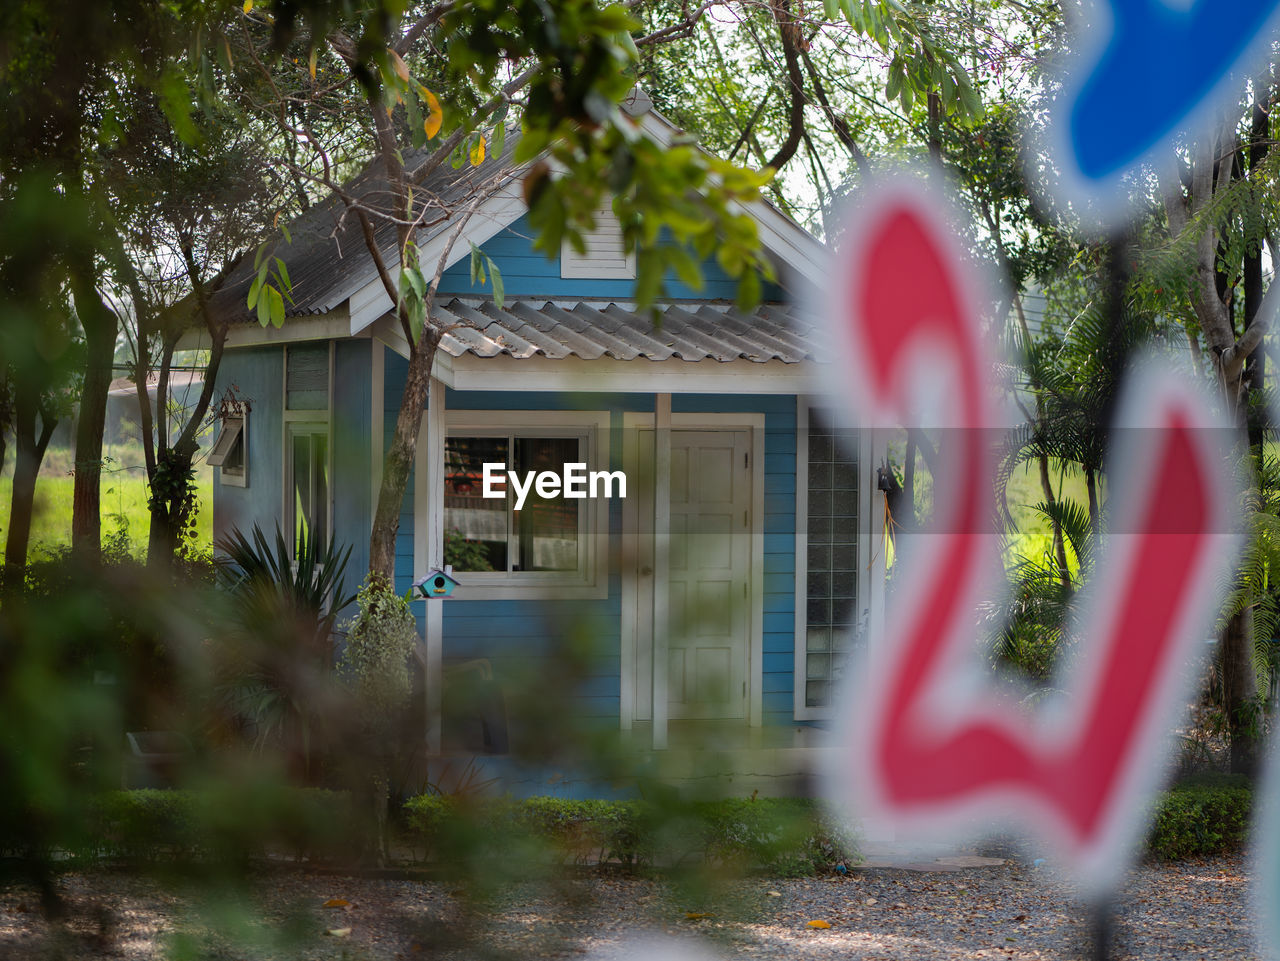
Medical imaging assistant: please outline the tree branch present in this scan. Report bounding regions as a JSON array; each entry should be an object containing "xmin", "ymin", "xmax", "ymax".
[{"xmin": 765, "ymin": 0, "xmax": 807, "ymax": 172}]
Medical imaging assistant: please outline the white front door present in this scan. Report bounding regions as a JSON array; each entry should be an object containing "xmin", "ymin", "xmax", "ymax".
[
  {"xmin": 630, "ymin": 428, "xmax": 753, "ymax": 721},
  {"xmin": 668, "ymin": 430, "xmax": 752, "ymax": 718}
]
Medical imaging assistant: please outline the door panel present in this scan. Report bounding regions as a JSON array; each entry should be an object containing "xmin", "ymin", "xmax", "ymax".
[
  {"xmin": 630, "ymin": 427, "xmax": 753, "ymax": 722},
  {"xmin": 668, "ymin": 430, "xmax": 750, "ymax": 719}
]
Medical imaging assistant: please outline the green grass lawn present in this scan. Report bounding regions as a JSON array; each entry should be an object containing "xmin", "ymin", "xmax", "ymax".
[
  {"xmin": 0, "ymin": 444, "xmax": 212, "ymax": 559},
  {"xmin": 1001, "ymin": 459, "xmax": 1090, "ymax": 574}
]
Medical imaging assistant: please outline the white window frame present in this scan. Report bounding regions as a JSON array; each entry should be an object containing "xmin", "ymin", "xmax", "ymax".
[
  {"xmin": 210, "ymin": 414, "xmax": 248, "ymax": 487},
  {"xmin": 793, "ymin": 397, "xmax": 876, "ymax": 721},
  {"xmin": 282, "ymin": 343, "xmax": 334, "ymax": 558},
  {"xmin": 439, "ymin": 410, "xmax": 612, "ymax": 600},
  {"xmin": 560, "ymin": 206, "xmax": 636, "ymax": 280}
]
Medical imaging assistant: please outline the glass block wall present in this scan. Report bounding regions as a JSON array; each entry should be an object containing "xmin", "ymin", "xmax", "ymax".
[{"xmin": 805, "ymin": 408, "xmax": 859, "ymax": 708}]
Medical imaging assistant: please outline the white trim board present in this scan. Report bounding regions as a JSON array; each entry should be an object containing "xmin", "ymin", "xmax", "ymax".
[
  {"xmin": 619, "ymin": 411, "xmax": 767, "ymax": 735},
  {"xmin": 445, "ymin": 354, "xmax": 817, "ymax": 394},
  {"xmin": 347, "ymin": 180, "xmax": 528, "ymax": 336},
  {"xmin": 176, "ymin": 308, "xmax": 357, "ymax": 352}
]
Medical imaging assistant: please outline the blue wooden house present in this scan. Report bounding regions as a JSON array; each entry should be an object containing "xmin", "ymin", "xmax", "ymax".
[{"xmin": 194, "ymin": 99, "xmax": 886, "ymax": 792}]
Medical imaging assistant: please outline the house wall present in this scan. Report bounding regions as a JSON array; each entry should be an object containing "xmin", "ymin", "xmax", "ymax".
[
  {"xmin": 436, "ymin": 212, "xmax": 786, "ymax": 302},
  {"xmin": 333, "ymin": 340, "xmax": 372, "ymax": 589},
  {"xmin": 382, "ymin": 348, "xmax": 800, "ymax": 729},
  {"xmin": 212, "ymin": 345, "xmax": 284, "ymax": 543},
  {"xmin": 213, "ymin": 340, "xmax": 371, "ymax": 609}
]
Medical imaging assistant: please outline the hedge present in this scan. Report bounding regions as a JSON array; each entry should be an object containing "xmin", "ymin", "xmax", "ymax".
[
  {"xmin": 72, "ymin": 787, "xmax": 354, "ymax": 864},
  {"xmin": 402, "ymin": 795, "xmax": 860, "ymax": 875},
  {"xmin": 10, "ymin": 776, "xmax": 1253, "ymax": 870},
  {"xmin": 1146, "ymin": 774, "xmax": 1253, "ymax": 860}
]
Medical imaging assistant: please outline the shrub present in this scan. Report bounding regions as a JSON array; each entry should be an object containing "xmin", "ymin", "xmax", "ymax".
[
  {"xmin": 1146, "ymin": 775, "xmax": 1253, "ymax": 860},
  {"xmin": 78, "ymin": 788, "xmax": 353, "ymax": 865},
  {"xmin": 401, "ymin": 795, "xmax": 858, "ymax": 875}
]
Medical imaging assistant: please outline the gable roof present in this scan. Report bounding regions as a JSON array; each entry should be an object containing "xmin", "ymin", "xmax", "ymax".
[
  {"xmin": 206, "ymin": 136, "xmax": 522, "ymax": 327},
  {"xmin": 203, "ymin": 98, "xmax": 827, "ymax": 341}
]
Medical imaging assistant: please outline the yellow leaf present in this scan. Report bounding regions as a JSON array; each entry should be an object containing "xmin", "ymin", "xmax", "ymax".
[
  {"xmin": 469, "ymin": 135, "xmax": 486, "ymax": 166},
  {"xmin": 242, "ymin": 0, "xmax": 252, "ymax": 12},
  {"xmin": 806, "ymin": 920, "xmax": 831, "ymax": 929},
  {"xmin": 684, "ymin": 912, "xmax": 713, "ymax": 921},
  {"xmin": 322, "ymin": 898, "xmax": 350, "ymax": 908},
  {"xmin": 324, "ymin": 927, "xmax": 352, "ymax": 938},
  {"xmin": 308, "ymin": 48, "xmax": 317, "ymax": 81},
  {"xmin": 388, "ymin": 49, "xmax": 409, "ymax": 84},
  {"xmin": 422, "ymin": 90, "xmax": 442, "ymax": 139}
]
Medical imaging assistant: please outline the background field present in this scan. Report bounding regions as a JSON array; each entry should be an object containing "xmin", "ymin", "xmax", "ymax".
[
  {"xmin": 0, "ymin": 443, "xmax": 1082, "ymax": 569},
  {"xmin": 0, "ymin": 442, "xmax": 213, "ymax": 559}
]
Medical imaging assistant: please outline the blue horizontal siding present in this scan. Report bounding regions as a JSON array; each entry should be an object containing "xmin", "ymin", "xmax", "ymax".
[
  {"xmin": 437, "ymin": 213, "xmax": 784, "ymax": 303},
  {"xmin": 383, "ymin": 378, "xmax": 804, "ymax": 730}
]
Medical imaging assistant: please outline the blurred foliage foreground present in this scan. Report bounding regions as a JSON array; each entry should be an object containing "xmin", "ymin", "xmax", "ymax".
[{"xmin": 0, "ymin": 540, "xmax": 863, "ymax": 959}]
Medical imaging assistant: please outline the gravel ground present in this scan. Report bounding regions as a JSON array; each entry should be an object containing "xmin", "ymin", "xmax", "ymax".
[{"xmin": 0, "ymin": 855, "xmax": 1258, "ymax": 960}]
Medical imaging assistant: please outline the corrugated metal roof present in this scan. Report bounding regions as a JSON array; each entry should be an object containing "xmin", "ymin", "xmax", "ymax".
[
  {"xmin": 207, "ymin": 138, "xmax": 522, "ymax": 326},
  {"xmin": 432, "ymin": 299, "xmax": 819, "ymax": 363}
]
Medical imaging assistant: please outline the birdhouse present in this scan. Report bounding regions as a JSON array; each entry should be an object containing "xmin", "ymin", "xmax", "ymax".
[{"xmin": 415, "ymin": 567, "xmax": 460, "ymax": 599}]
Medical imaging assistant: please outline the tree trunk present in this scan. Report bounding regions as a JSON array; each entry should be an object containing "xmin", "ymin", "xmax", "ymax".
[
  {"xmin": 147, "ymin": 502, "xmax": 175, "ymax": 567},
  {"xmin": 1084, "ymin": 466, "xmax": 1099, "ymax": 551},
  {"xmin": 369, "ymin": 331, "xmax": 440, "ymax": 580},
  {"xmin": 5, "ymin": 391, "xmax": 57, "ymax": 591},
  {"xmin": 69, "ymin": 275, "xmax": 119, "ymax": 562},
  {"xmin": 1037, "ymin": 453, "xmax": 1071, "ymax": 590},
  {"xmin": 1223, "ymin": 605, "xmax": 1260, "ymax": 777}
]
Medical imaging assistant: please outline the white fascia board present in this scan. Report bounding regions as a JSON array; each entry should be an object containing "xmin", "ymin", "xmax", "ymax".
[
  {"xmin": 347, "ymin": 178, "xmax": 529, "ymax": 336},
  {"xmin": 175, "ymin": 307, "xmax": 357, "ymax": 352},
  {"xmin": 369, "ymin": 314, "xmax": 455, "ymax": 387},
  {"xmin": 446, "ymin": 353, "xmax": 817, "ymax": 394}
]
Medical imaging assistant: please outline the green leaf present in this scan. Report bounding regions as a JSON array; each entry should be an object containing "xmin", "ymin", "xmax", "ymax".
[
  {"xmin": 157, "ymin": 64, "xmax": 199, "ymax": 145},
  {"xmin": 275, "ymin": 257, "xmax": 292, "ymax": 294},
  {"xmin": 267, "ymin": 285, "xmax": 285, "ymax": 328},
  {"xmin": 247, "ymin": 273, "xmax": 264, "ymax": 310},
  {"xmin": 635, "ymin": 250, "xmax": 663, "ymax": 308},
  {"xmin": 256, "ymin": 285, "xmax": 271, "ymax": 327},
  {"xmin": 885, "ymin": 60, "xmax": 903, "ymax": 102},
  {"xmin": 280, "ymin": 223, "xmax": 292, "ymax": 245},
  {"xmin": 822, "ymin": 0, "xmax": 840, "ymax": 18},
  {"xmin": 469, "ymin": 242, "xmax": 482, "ymax": 285},
  {"xmin": 404, "ymin": 264, "xmax": 426, "ymax": 300},
  {"xmin": 957, "ymin": 73, "xmax": 983, "ymax": 119},
  {"xmin": 666, "ymin": 246, "xmax": 704, "ymax": 292},
  {"xmin": 735, "ymin": 268, "xmax": 762, "ymax": 312},
  {"xmin": 514, "ymin": 125, "xmax": 551, "ymax": 164},
  {"xmin": 487, "ymin": 257, "xmax": 504, "ymax": 308},
  {"xmin": 492, "ymin": 120, "xmax": 506, "ymax": 161}
]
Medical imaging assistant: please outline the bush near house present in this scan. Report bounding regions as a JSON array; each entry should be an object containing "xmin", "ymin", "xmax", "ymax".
[
  {"xmin": 403, "ymin": 795, "xmax": 861, "ymax": 875},
  {"xmin": 39, "ymin": 788, "xmax": 355, "ymax": 865},
  {"xmin": 18, "ymin": 779, "xmax": 1255, "ymax": 870},
  {"xmin": 1145, "ymin": 774, "xmax": 1254, "ymax": 861}
]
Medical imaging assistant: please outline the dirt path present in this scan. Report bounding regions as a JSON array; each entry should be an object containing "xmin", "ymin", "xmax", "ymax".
[{"xmin": 0, "ymin": 855, "xmax": 1257, "ymax": 960}]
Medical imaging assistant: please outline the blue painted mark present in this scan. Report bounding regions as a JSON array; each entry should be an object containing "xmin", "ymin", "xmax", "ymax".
[{"xmin": 1069, "ymin": 0, "xmax": 1280, "ymax": 182}]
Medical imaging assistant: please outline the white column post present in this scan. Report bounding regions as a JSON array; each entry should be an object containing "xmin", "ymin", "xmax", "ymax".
[
  {"xmin": 651, "ymin": 393, "xmax": 671, "ymax": 751},
  {"xmin": 423, "ymin": 376, "xmax": 447, "ymax": 754}
]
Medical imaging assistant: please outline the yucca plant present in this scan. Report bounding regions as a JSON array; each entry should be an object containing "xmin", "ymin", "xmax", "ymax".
[
  {"xmin": 211, "ymin": 524, "xmax": 357, "ymax": 777},
  {"xmin": 215, "ymin": 523, "xmax": 356, "ymax": 636}
]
